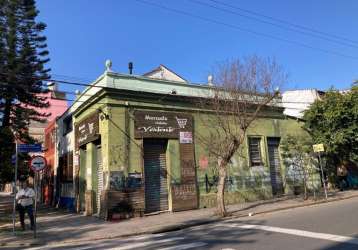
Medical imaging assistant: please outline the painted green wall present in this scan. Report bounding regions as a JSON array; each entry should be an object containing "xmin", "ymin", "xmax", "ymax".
[{"xmin": 73, "ymin": 90, "xmax": 320, "ymax": 211}]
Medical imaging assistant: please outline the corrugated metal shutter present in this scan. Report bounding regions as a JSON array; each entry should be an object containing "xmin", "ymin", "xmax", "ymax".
[
  {"xmin": 96, "ymin": 146, "xmax": 103, "ymax": 214},
  {"xmin": 144, "ymin": 139, "xmax": 168, "ymax": 213},
  {"xmin": 267, "ymin": 138, "xmax": 284, "ymax": 196},
  {"xmin": 79, "ymin": 149, "xmax": 87, "ymax": 211}
]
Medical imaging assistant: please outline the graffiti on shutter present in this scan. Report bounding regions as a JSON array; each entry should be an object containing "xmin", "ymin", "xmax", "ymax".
[
  {"xmin": 97, "ymin": 146, "xmax": 103, "ymax": 214},
  {"xmin": 267, "ymin": 138, "xmax": 284, "ymax": 196},
  {"xmin": 144, "ymin": 140, "xmax": 169, "ymax": 213},
  {"xmin": 172, "ymin": 143, "xmax": 198, "ymax": 211}
]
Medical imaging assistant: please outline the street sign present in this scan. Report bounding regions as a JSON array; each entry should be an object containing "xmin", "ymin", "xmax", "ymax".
[
  {"xmin": 18, "ymin": 144, "xmax": 42, "ymax": 153},
  {"xmin": 313, "ymin": 143, "xmax": 328, "ymax": 200},
  {"xmin": 313, "ymin": 144, "xmax": 325, "ymax": 153},
  {"xmin": 29, "ymin": 155, "xmax": 47, "ymax": 172}
]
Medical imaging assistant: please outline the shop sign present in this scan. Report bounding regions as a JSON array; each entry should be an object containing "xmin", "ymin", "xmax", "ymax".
[
  {"xmin": 134, "ymin": 110, "xmax": 192, "ymax": 138},
  {"xmin": 313, "ymin": 143, "xmax": 324, "ymax": 153},
  {"xmin": 179, "ymin": 132, "xmax": 193, "ymax": 144},
  {"xmin": 75, "ymin": 112, "xmax": 99, "ymax": 149}
]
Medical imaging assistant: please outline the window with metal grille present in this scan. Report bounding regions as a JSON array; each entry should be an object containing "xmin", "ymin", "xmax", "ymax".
[
  {"xmin": 248, "ymin": 137, "xmax": 262, "ymax": 167},
  {"xmin": 63, "ymin": 116, "xmax": 73, "ymax": 135},
  {"xmin": 60, "ymin": 151, "xmax": 73, "ymax": 182}
]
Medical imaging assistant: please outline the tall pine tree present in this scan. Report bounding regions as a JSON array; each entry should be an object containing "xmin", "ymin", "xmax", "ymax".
[{"xmin": 0, "ymin": 0, "xmax": 50, "ymax": 182}]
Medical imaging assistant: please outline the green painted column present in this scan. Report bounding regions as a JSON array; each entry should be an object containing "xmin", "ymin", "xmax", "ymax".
[{"xmin": 86, "ymin": 143, "xmax": 95, "ymax": 190}]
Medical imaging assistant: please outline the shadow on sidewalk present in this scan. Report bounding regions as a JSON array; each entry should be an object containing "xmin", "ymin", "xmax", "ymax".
[
  {"xmin": 320, "ymin": 234, "xmax": 358, "ymax": 250},
  {"xmin": 1, "ymin": 190, "xmax": 357, "ymax": 248}
]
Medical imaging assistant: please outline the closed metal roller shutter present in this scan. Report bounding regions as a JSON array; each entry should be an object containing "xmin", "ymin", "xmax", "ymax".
[
  {"xmin": 96, "ymin": 146, "xmax": 103, "ymax": 214},
  {"xmin": 144, "ymin": 139, "xmax": 168, "ymax": 213},
  {"xmin": 79, "ymin": 149, "xmax": 87, "ymax": 211},
  {"xmin": 267, "ymin": 138, "xmax": 284, "ymax": 196}
]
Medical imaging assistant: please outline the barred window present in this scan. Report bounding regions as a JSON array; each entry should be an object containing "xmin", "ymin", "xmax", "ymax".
[
  {"xmin": 249, "ymin": 137, "xmax": 262, "ymax": 167},
  {"xmin": 63, "ymin": 116, "xmax": 73, "ymax": 135},
  {"xmin": 60, "ymin": 151, "xmax": 73, "ymax": 182}
]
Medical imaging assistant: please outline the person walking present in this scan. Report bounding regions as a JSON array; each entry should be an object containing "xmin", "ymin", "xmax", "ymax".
[
  {"xmin": 16, "ymin": 179, "xmax": 35, "ymax": 230},
  {"xmin": 337, "ymin": 162, "xmax": 348, "ymax": 191}
]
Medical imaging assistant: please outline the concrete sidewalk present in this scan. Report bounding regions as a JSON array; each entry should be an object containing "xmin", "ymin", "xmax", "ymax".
[{"xmin": 1, "ymin": 190, "xmax": 358, "ymax": 248}]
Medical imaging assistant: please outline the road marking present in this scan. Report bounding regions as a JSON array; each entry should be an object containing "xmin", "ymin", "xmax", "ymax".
[
  {"xmin": 111, "ymin": 237, "xmax": 185, "ymax": 250},
  {"xmin": 157, "ymin": 242, "xmax": 207, "ymax": 250},
  {"xmin": 222, "ymin": 223, "xmax": 358, "ymax": 245},
  {"xmin": 26, "ymin": 233, "xmax": 168, "ymax": 250}
]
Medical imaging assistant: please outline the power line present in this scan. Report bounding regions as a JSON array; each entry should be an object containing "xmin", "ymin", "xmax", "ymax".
[
  {"xmin": 0, "ymin": 73, "xmax": 330, "ymax": 106},
  {"xmin": 190, "ymin": 0, "xmax": 358, "ymax": 49},
  {"xmin": 208, "ymin": 0, "xmax": 358, "ymax": 46},
  {"xmin": 133, "ymin": 0, "xmax": 358, "ymax": 60},
  {"xmin": 0, "ymin": 73, "xmax": 103, "ymax": 89},
  {"xmin": 48, "ymin": 88, "xmax": 323, "ymax": 108},
  {"xmin": 51, "ymin": 74, "xmax": 92, "ymax": 84},
  {"xmin": 0, "ymin": 81, "xmax": 321, "ymax": 119},
  {"xmin": 0, "ymin": 79, "xmax": 322, "ymax": 105}
]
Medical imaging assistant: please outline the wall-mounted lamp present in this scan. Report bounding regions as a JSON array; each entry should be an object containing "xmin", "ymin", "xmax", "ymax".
[
  {"xmin": 98, "ymin": 108, "xmax": 109, "ymax": 121},
  {"xmin": 100, "ymin": 114, "xmax": 109, "ymax": 121}
]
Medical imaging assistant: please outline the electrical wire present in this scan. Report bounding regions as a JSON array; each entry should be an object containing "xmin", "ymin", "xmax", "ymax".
[
  {"xmin": 0, "ymin": 72, "xmax": 333, "ymax": 108},
  {"xmin": 208, "ymin": 0, "xmax": 358, "ymax": 46},
  {"xmin": 0, "ymin": 78, "xmax": 323, "ymax": 106},
  {"xmin": 51, "ymin": 74, "xmax": 93, "ymax": 83},
  {"xmin": 133, "ymin": 0, "xmax": 358, "ymax": 60},
  {"xmin": 189, "ymin": 0, "xmax": 358, "ymax": 49}
]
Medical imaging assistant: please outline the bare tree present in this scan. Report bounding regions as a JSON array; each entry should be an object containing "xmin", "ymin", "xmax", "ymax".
[
  {"xmin": 196, "ymin": 56, "xmax": 286, "ymax": 216},
  {"xmin": 281, "ymin": 134, "xmax": 317, "ymax": 200}
]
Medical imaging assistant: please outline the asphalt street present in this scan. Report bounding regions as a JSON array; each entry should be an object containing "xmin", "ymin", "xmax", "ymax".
[{"xmin": 25, "ymin": 196, "xmax": 358, "ymax": 250}]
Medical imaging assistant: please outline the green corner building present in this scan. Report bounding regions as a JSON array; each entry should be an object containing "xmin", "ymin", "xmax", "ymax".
[{"xmin": 71, "ymin": 65, "xmax": 316, "ymax": 219}]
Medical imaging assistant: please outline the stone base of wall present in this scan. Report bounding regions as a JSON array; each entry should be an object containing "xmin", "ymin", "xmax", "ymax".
[
  {"xmin": 85, "ymin": 190, "xmax": 94, "ymax": 216},
  {"xmin": 101, "ymin": 189, "xmax": 145, "ymax": 220},
  {"xmin": 199, "ymin": 188, "xmax": 272, "ymax": 209}
]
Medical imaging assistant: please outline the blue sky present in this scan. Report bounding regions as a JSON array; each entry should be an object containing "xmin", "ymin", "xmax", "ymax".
[{"xmin": 37, "ymin": 0, "xmax": 358, "ymax": 97}]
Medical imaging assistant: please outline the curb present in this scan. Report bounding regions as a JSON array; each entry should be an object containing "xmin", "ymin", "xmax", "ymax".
[
  {"xmin": 150, "ymin": 217, "xmax": 221, "ymax": 234},
  {"xmin": 2, "ymin": 192, "xmax": 358, "ymax": 248},
  {"xmin": 151, "ymin": 192, "xmax": 358, "ymax": 234},
  {"xmin": 231, "ymin": 192, "xmax": 358, "ymax": 219}
]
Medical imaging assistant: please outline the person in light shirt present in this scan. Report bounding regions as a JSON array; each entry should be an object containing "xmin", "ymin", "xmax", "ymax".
[{"xmin": 16, "ymin": 179, "xmax": 35, "ymax": 230}]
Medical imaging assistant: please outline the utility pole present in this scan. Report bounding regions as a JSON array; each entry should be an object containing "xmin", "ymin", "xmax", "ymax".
[
  {"xmin": 318, "ymin": 152, "xmax": 328, "ymax": 200},
  {"xmin": 33, "ymin": 172, "xmax": 38, "ymax": 238},
  {"xmin": 12, "ymin": 141, "xmax": 18, "ymax": 235},
  {"xmin": 313, "ymin": 143, "xmax": 328, "ymax": 200}
]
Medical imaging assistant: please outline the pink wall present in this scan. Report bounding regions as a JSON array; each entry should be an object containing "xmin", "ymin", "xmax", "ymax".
[
  {"xmin": 26, "ymin": 90, "xmax": 68, "ymax": 143},
  {"xmin": 35, "ymin": 91, "xmax": 68, "ymax": 123}
]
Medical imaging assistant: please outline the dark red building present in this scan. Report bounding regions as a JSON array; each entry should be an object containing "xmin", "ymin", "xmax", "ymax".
[{"xmin": 43, "ymin": 119, "xmax": 56, "ymax": 205}]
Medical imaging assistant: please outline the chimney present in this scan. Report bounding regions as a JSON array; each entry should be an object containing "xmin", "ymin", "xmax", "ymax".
[
  {"xmin": 128, "ymin": 62, "xmax": 133, "ymax": 75},
  {"xmin": 105, "ymin": 59, "xmax": 112, "ymax": 72},
  {"xmin": 208, "ymin": 75, "xmax": 213, "ymax": 86}
]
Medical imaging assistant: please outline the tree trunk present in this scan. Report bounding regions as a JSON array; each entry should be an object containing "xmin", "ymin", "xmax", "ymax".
[
  {"xmin": 216, "ymin": 163, "xmax": 228, "ymax": 217},
  {"xmin": 303, "ymin": 170, "xmax": 308, "ymax": 200},
  {"xmin": 1, "ymin": 98, "xmax": 12, "ymax": 128}
]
